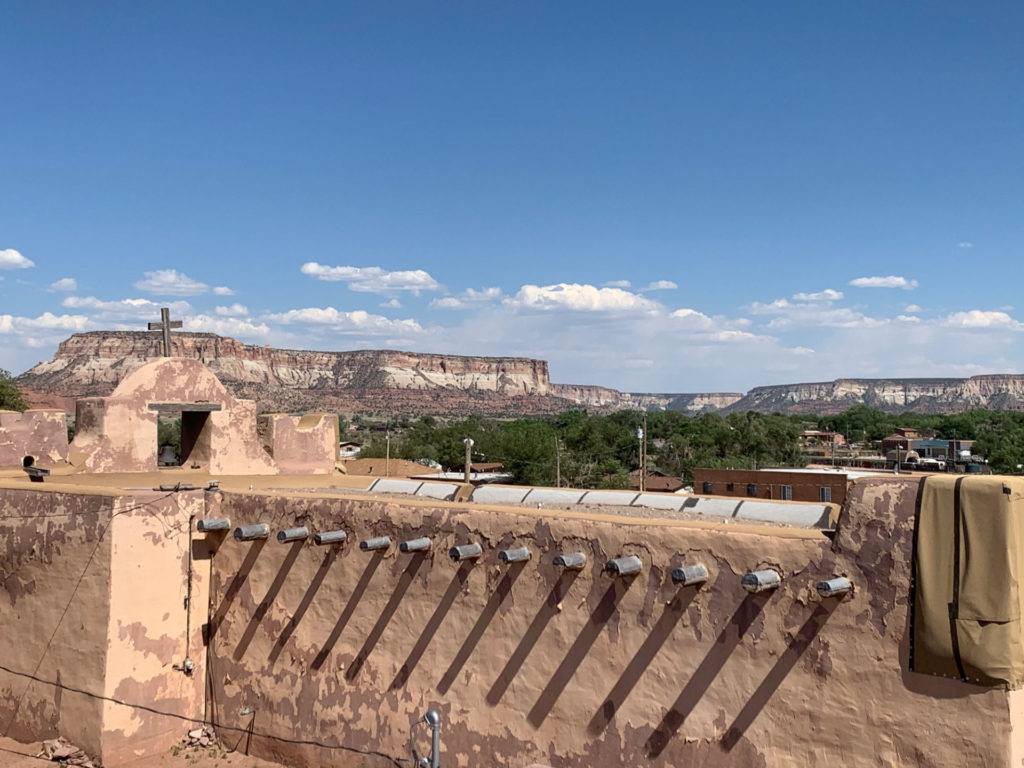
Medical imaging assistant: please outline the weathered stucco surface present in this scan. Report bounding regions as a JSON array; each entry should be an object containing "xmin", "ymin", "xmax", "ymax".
[
  {"xmin": 0, "ymin": 410, "xmax": 68, "ymax": 467},
  {"xmin": 0, "ymin": 485, "xmax": 209, "ymax": 765},
  {"xmin": 3, "ymin": 474, "xmax": 1023, "ymax": 766},
  {"xmin": 203, "ymin": 478, "xmax": 1019, "ymax": 767},
  {"xmin": 257, "ymin": 414, "xmax": 338, "ymax": 475}
]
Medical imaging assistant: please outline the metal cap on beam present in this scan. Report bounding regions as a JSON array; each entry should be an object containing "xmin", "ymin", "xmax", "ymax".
[
  {"xmin": 553, "ymin": 552, "xmax": 586, "ymax": 570},
  {"xmin": 605, "ymin": 555, "xmax": 642, "ymax": 576},
  {"xmin": 234, "ymin": 524, "xmax": 270, "ymax": 541},
  {"xmin": 449, "ymin": 543, "xmax": 482, "ymax": 562},
  {"xmin": 741, "ymin": 569, "xmax": 781, "ymax": 593},
  {"xmin": 314, "ymin": 530, "xmax": 347, "ymax": 546},
  {"xmin": 197, "ymin": 518, "xmax": 230, "ymax": 532},
  {"xmin": 816, "ymin": 577, "xmax": 853, "ymax": 598},
  {"xmin": 277, "ymin": 527, "xmax": 309, "ymax": 543},
  {"xmin": 400, "ymin": 537, "xmax": 432, "ymax": 553},
  {"xmin": 360, "ymin": 536, "xmax": 391, "ymax": 552},
  {"xmin": 498, "ymin": 546, "xmax": 531, "ymax": 564},
  {"xmin": 671, "ymin": 563, "xmax": 709, "ymax": 587}
]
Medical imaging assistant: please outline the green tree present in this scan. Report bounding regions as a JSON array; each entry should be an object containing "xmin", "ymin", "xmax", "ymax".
[{"xmin": 0, "ymin": 369, "xmax": 27, "ymax": 411}]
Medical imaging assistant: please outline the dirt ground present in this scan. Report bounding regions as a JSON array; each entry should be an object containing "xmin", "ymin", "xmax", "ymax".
[{"xmin": 0, "ymin": 736, "xmax": 282, "ymax": 768}]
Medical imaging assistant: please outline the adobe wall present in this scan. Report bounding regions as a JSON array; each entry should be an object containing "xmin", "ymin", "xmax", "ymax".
[
  {"xmin": 257, "ymin": 414, "xmax": 338, "ymax": 475},
  {"xmin": 0, "ymin": 409, "xmax": 68, "ymax": 467},
  {"xmin": 204, "ymin": 478, "xmax": 1018, "ymax": 767},
  {"xmin": 0, "ymin": 485, "xmax": 209, "ymax": 765}
]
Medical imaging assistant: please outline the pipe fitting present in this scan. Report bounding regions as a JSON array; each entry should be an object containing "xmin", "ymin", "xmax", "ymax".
[
  {"xmin": 672, "ymin": 563, "xmax": 709, "ymax": 587},
  {"xmin": 400, "ymin": 537, "xmax": 432, "ymax": 553},
  {"xmin": 277, "ymin": 527, "xmax": 309, "ymax": 543},
  {"xmin": 360, "ymin": 536, "xmax": 391, "ymax": 552},
  {"xmin": 741, "ymin": 569, "xmax": 781, "ymax": 593},
  {"xmin": 498, "ymin": 546, "xmax": 531, "ymax": 563},
  {"xmin": 314, "ymin": 530, "xmax": 347, "ymax": 545},
  {"xmin": 197, "ymin": 517, "xmax": 230, "ymax": 532},
  {"xmin": 234, "ymin": 524, "xmax": 270, "ymax": 541},
  {"xmin": 605, "ymin": 555, "xmax": 642, "ymax": 576},
  {"xmin": 816, "ymin": 576, "xmax": 853, "ymax": 598},
  {"xmin": 449, "ymin": 543, "xmax": 483, "ymax": 562}
]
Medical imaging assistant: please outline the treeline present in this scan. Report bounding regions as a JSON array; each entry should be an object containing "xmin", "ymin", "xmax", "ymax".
[
  {"xmin": 353, "ymin": 404, "xmax": 1024, "ymax": 487},
  {"xmin": 355, "ymin": 410, "xmax": 804, "ymax": 488}
]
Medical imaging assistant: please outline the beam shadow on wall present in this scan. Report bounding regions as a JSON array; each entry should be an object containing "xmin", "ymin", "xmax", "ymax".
[
  {"xmin": 345, "ymin": 553, "xmax": 428, "ymax": 681},
  {"xmin": 721, "ymin": 600, "xmax": 837, "ymax": 751},
  {"xmin": 587, "ymin": 585, "xmax": 700, "ymax": 735},
  {"xmin": 268, "ymin": 547, "xmax": 340, "ymax": 665},
  {"xmin": 390, "ymin": 561, "xmax": 475, "ymax": 691},
  {"xmin": 233, "ymin": 540, "xmax": 305, "ymax": 661},
  {"xmin": 312, "ymin": 551, "xmax": 385, "ymax": 671},
  {"xmin": 486, "ymin": 570, "xmax": 581, "ymax": 706},
  {"xmin": 209, "ymin": 539, "xmax": 266, "ymax": 638},
  {"xmin": 644, "ymin": 591, "xmax": 772, "ymax": 758},
  {"xmin": 436, "ymin": 561, "xmax": 526, "ymax": 694},
  {"xmin": 527, "ymin": 576, "xmax": 635, "ymax": 728}
]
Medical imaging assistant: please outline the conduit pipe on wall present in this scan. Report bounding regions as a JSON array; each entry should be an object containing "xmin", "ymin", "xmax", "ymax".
[
  {"xmin": 741, "ymin": 569, "xmax": 782, "ymax": 593},
  {"xmin": 234, "ymin": 524, "xmax": 270, "ymax": 541},
  {"xmin": 672, "ymin": 563, "xmax": 709, "ymax": 587},
  {"xmin": 400, "ymin": 537, "xmax": 432, "ymax": 553},
  {"xmin": 314, "ymin": 530, "xmax": 347, "ymax": 545},
  {"xmin": 360, "ymin": 536, "xmax": 391, "ymax": 551},
  {"xmin": 816, "ymin": 577, "xmax": 853, "ymax": 598},
  {"xmin": 197, "ymin": 518, "xmax": 230, "ymax": 532},
  {"xmin": 605, "ymin": 555, "xmax": 643, "ymax": 576},
  {"xmin": 449, "ymin": 543, "xmax": 482, "ymax": 562},
  {"xmin": 277, "ymin": 527, "xmax": 309, "ymax": 543},
  {"xmin": 553, "ymin": 552, "xmax": 586, "ymax": 570},
  {"xmin": 498, "ymin": 546, "xmax": 531, "ymax": 563}
]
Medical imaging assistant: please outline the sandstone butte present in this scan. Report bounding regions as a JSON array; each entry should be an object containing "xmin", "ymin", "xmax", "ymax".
[
  {"xmin": 5, "ymin": 356, "xmax": 1024, "ymax": 767},
  {"xmin": 15, "ymin": 330, "xmax": 1024, "ymax": 415}
]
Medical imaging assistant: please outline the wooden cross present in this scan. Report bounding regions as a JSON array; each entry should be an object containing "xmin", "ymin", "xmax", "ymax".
[{"xmin": 148, "ymin": 307, "xmax": 183, "ymax": 356}]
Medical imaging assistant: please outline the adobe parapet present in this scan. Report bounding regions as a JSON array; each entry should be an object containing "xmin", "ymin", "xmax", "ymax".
[{"xmin": 3, "ymin": 474, "xmax": 1023, "ymax": 767}]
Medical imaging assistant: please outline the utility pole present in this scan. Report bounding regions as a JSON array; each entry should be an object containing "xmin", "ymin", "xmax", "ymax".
[
  {"xmin": 637, "ymin": 414, "xmax": 647, "ymax": 493},
  {"xmin": 555, "ymin": 436, "xmax": 561, "ymax": 488},
  {"xmin": 463, "ymin": 438, "xmax": 474, "ymax": 484},
  {"xmin": 385, "ymin": 425, "xmax": 391, "ymax": 477}
]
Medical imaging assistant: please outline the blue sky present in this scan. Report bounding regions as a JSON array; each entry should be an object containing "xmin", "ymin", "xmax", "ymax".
[{"xmin": 1, "ymin": 2, "xmax": 1022, "ymax": 393}]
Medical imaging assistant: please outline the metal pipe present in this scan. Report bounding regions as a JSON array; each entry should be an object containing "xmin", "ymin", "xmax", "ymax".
[
  {"xmin": 741, "ymin": 569, "xmax": 781, "ymax": 593},
  {"xmin": 400, "ymin": 537, "xmax": 432, "ymax": 553},
  {"xmin": 421, "ymin": 709, "xmax": 441, "ymax": 768},
  {"xmin": 197, "ymin": 517, "xmax": 230, "ymax": 532},
  {"xmin": 360, "ymin": 536, "xmax": 391, "ymax": 552},
  {"xmin": 234, "ymin": 524, "xmax": 270, "ymax": 541},
  {"xmin": 449, "ymin": 543, "xmax": 482, "ymax": 562},
  {"xmin": 553, "ymin": 552, "xmax": 586, "ymax": 570},
  {"xmin": 314, "ymin": 530, "xmax": 347, "ymax": 545},
  {"xmin": 277, "ymin": 527, "xmax": 309, "ymax": 543},
  {"xmin": 498, "ymin": 546, "xmax": 531, "ymax": 563},
  {"xmin": 672, "ymin": 563, "xmax": 709, "ymax": 587},
  {"xmin": 605, "ymin": 555, "xmax": 642, "ymax": 576},
  {"xmin": 816, "ymin": 576, "xmax": 853, "ymax": 598}
]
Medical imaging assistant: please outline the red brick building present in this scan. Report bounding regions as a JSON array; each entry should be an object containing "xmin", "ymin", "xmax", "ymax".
[{"xmin": 692, "ymin": 467, "xmax": 849, "ymax": 506}]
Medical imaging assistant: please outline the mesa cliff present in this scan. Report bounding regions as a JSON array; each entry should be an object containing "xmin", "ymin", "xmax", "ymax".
[{"xmin": 15, "ymin": 331, "xmax": 1024, "ymax": 415}]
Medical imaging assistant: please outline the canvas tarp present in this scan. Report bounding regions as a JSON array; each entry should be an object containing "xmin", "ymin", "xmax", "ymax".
[{"xmin": 911, "ymin": 475, "xmax": 1024, "ymax": 687}]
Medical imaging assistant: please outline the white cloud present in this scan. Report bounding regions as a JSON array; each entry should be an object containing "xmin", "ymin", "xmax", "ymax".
[
  {"xmin": 184, "ymin": 315, "xmax": 270, "ymax": 337},
  {"xmin": 214, "ymin": 304, "xmax": 249, "ymax": 317},
  {"xmin": 264, "ymin": 306, "xmax": 425, "ymax": 334},
  {"xmin": 904, "ymin": 304, "xmax": 922, "ymax": 313},
  {"xmin": 134, "ymin": 269, "xmax": 210, "ymax": 296},
  {"xmin": 793, "ymin": 288, "xmax": 843, "ymax": 302},
  {"xmin": 849, "ymin": 275, "xmax": 918, "ymax": 290},
  {"xmin": 643, "ymin": 280, "xmax": 678, "ymax": 291},
  {"xmin": 0, "ymin": 312, "xmax": 89, "ymax": 334},
  {"xmin": 509, "ymin": 283, "xmax": 660, "ymax": 313},
  {"xmin": 430, "ymin": 287, "xmax": 503, "ymax": 310},
  {"xmin": 670, "ymin": 308, "xmax": 714, "ymax": 328},
  {"xmin": 957, "ymin": 242, "xmax": 973, "ymax": 248},
  {"xmin": 49, "ymin": 277, "xmax": 78, "ymax": 292},
  {"xmin": 0, "ymin": 249, "xmax": 34, "ymax": 269},
  {"xmin": 942, "ymin": 310, "xmax": 1024, "ymax": 330},
  {"xmin": 748, "ymin": 298, "xmax": 884, "ymax": 329},
  {"xmin": 213, "ymin": 286, "xmax": 235, "ymax": 296},
  {"xmin": 381, "ymin": 298, "xmax": 403, "ymax": 309},
  {"xmin": 300, "ymin": 262, "xmax": 440, "ymax": 293},
  {"xmin": 603, "ymin": 279, "xmax": 632, "ymax": 288}
]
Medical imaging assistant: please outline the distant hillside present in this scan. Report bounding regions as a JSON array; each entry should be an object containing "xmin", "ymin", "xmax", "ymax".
[{"xmin": 16, "ymin": 332, "xmax": 1024, "ymax": 416}]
